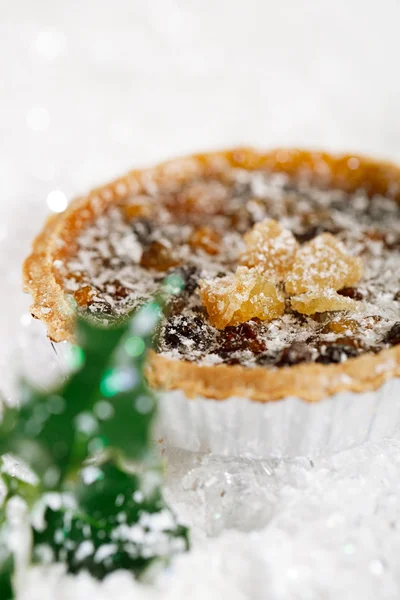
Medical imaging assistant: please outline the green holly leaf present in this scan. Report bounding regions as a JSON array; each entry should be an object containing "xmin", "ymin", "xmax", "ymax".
[
  {"xmin": 0, "ymin": 550, "xmax": 13, "ymax": 600},
  {"xmin": 76, "ymin": 461, "xmax": 164, "ymax": 519},
  {"xmin": 0, "ymin": 319, "xmax": 128, "ymax": 486},
  {"xmin": 33, "ymin": 461, "xmax": 189, "ymax": 580},
  {"xmin": 92, "ymin": 381, "xmax": 156, "ymax": 461},
  {"xmin": 0, "ymin": 292, "xmax": 173, "ymax": 481},
  {"xmin": 72, "ymin": 303, "xmax": 163, "ymax": 462},
  {"xmin": 0, "ymin": 458, "xmax": 40, "ymax": 510},
  {"xmin": 1, "ymin": 287, "xmax": 189, "ymax": 585}
]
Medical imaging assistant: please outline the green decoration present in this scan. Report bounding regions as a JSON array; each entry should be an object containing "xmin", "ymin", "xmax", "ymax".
[
  {"xmin": 33, "ymin": 461, "xmax": 188, "ymax": 580},
  {"xmin": 0, "ymin": 276, "xmax": 188, "ymax": 597},
  {"xmin": 0, "ymin": 552, "xmax": 13, "ymax": 600}
]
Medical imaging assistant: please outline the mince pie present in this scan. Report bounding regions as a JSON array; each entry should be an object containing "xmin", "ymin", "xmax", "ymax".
[{"xmin": 23, "ymin": 149, "xmax": 400, "ymax": 402}]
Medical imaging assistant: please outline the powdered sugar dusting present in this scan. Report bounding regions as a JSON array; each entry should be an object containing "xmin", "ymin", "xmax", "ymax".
[{"xmin": 58, "ymin": 170, "xmax": 400, "ymax": 367}]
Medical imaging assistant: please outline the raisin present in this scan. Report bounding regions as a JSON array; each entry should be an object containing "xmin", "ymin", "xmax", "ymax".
[
  {"xmin": 294, "ymin": 222, "xmax": 341, "ymax": 243},
  {"xmin": 140, "ymin": 240, "xmax": 181, "ymax": 272},
  {"xmin": 394, "ymin": 292, "xmax": 400, "ymax": 302},
  {"xmin": 294, "ymin": 227, "xmax": 320, "ymax": 243},
  {"xmin": 365, "ymin": 229, "xmax": 386, "ymax": 244},
  {"xmin": 383, "ymin": 323, "xmax": 400, "ymax": 346},
  {"xmin": 323, "ymin": 318, "xmax": 358, "ymax": 335},
  {"xmin": 189, "ymin": 226, "xmax": 221, "ymax": 255},
  {"xmin": 217, "ymin": 322, "xmax": 266, "ymax": 355},
  {"xmin": 338, "ymin": 287, "xmax": 364, "ymax": 301},
  {"xmin": 337, "ymin": 336, "xmax": 362, "ymax": 349},
  {"xmin": 163, "ymin": 316, "xmax": 211, "ymax": 353},
  {"xmin": 316, "ymin": 343, "xmax": 359, "ymax": 364},
  {"xmin": 276, "ymin": 342, "xmax": 313, "ymax": 367},
  {"xmin": 385, "ymin": 235, "xmax": 400, "ymax": 251}
]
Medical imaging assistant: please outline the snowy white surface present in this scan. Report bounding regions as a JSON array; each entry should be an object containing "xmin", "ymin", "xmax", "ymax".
[{"xmin": 3, "ymin": 1, "xmax": 400, "ymax": 598}]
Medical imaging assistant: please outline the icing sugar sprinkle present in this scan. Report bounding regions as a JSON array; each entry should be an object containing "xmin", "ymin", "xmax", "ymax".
[{"xmin": 59, "ymin": 169, "xmax": 400, "ymax": 367}]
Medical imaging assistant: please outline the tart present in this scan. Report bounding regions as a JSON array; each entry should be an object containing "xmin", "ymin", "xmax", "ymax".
[{"xmin": 24, "ymin": 148, "xmax": 400, "ymax": 407}]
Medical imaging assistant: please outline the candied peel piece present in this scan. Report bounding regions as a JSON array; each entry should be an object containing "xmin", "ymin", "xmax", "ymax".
[
  {"xmin": 199, "ymin": 266, "xmax": 284, "ymax": 329},
  {"xmin": 291, "ymin": 288, "xmax": 360, "ymax": 315},
  {"xmin": 189, "ymin": 226, "xmax": 221, "ymax": 255},
  {"xmin": 239, "ymin": 218, "xmax": 299, "ymax": 279},
  {"xmin": 286, "ymin": 233, "xmax": 363, "ymax": 295}
]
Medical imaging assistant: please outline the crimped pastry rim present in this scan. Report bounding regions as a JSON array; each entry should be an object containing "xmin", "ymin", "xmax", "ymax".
[{"xmin": 23, "ymin": 147, "xmax": 400, "ymax": 403}]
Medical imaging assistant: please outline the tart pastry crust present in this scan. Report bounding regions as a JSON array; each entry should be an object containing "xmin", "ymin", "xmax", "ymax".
[{"xmin": 23, "ymin": 148, "xmax": 400, "ymax": 403}]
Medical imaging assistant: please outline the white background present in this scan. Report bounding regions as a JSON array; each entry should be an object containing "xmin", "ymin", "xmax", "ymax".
[{"xmin": 3, "ymin": 1, "xmax": 400, "ymax": 598}]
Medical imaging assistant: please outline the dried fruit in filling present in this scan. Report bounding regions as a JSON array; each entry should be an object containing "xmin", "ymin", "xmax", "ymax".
[
  {"xmin": 218, "ymin": 321, "xmax": 266, "ymax": 355},
  {"xmin": 189, "ymin": 226, "xmax": 221, "ymax": 255},
  {"xmin": 276, "ymin": 342, "xmax": 314, "ymax": 366},
  {"xmin": 286, "ymin": 233, "xmax": 363, "ymax": 295},
  {"xmin": 163, "ymin": 315, "xmax": 213, "ymax": 354},
  {"xmin": 316, "ymin": 342, "xmax": 360, "ymax": 364},
  {"xmin": 323, "ymin": 317, "xmax": 359, "ymax": 335},
  {"xmin": 383, "ymin": 323, "xmax": 400, "ymax": 346},
  {"xmin": 291, "ymin": 289, "xmax": 360, "ymax": 315},
  {"xmin": 140, "ymin": 240, "xmax": 181, "ymax": 272},
  {"xmin": 199, "ymin": 266, "xmax": 284, "ymax": 329},
  {"xmin": 74, "ymin": 285, "xmax": 96, "ymax": 307},
  {"xmin": 239, "ymin": 218, "xmax": 299, "ymax": 280}
]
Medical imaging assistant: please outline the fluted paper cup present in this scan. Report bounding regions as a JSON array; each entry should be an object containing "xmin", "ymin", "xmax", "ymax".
[{"xmin": 155, "ymin": 381, "xmax": 400, "ymax": 459}]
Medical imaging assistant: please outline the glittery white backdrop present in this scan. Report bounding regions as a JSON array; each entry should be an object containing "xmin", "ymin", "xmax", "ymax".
[{"xmin": 3, "ymin": 1, "xmax": 400, "ymax": 598}]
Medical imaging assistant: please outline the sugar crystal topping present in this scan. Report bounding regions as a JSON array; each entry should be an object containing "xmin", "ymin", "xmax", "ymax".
[
  {"xmin": 199, "ymin": 266, "xmax": 285, "ymax": 329},
  {"xmin": 57, "ymin": 170, "xmax": 400, "ymax": 368},
  {"xmin": 239, "ymin": 218, "xmax": 299, "ymax": 279},
  {"xmin": 286, "ymin": 233, "xmax": 363, "ymax": 295}
]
